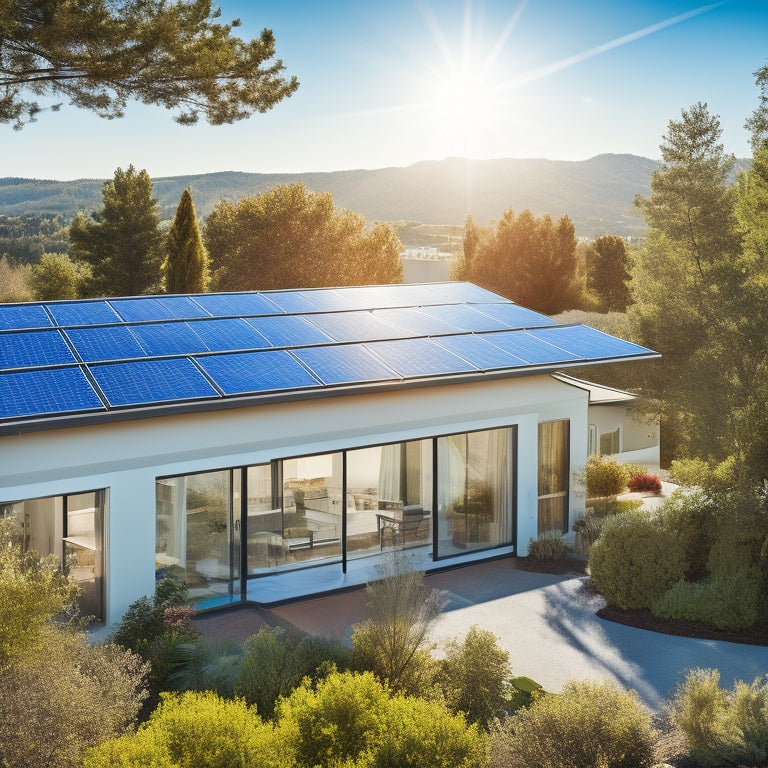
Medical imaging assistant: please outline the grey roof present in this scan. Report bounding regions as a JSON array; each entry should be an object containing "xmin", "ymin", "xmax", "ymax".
[{"xmin": 0, "ymin": 282, "xmax": 658, "ymax": 435}]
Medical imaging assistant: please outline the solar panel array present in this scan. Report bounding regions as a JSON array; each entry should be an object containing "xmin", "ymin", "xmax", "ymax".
[{"xmin": 0, "ymin": 282, "xmax": 657, "ymax": 424}]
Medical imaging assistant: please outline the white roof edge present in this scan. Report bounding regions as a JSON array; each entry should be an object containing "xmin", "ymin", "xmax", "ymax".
[{"xmin": 552, "ymin": 373, "xmax": 637, "ymax": 404}]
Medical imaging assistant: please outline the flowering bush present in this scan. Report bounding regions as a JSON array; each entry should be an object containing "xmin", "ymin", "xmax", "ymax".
[{"xmin": 628, "ymin": 473, "xmax": 662, "ymax": 493}]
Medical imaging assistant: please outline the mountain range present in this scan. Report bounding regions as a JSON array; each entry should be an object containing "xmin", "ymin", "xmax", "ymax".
[{"xmin": 0, "ymin": 154, "xmax": 751, "ymax": 238}]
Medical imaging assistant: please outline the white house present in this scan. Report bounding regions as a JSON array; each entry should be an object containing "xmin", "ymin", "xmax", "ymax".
[{"xmin": 0, "ymin": 282, "xmax": 657, "ymax": 627}]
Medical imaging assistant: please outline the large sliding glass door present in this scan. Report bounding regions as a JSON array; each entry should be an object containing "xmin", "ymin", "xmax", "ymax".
[
  {"xmin": 436, "ymin": 427, "xmax": 515, "ymax": 557},
  {"xmin": 1, "ymin": 490, "xmax": 105, "ymax": 621}
]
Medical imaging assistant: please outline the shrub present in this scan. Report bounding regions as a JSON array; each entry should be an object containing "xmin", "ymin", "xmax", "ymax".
[
  {"xmin": 653, "ymin": 571, "xmax": 764, "ymax": 631},
  {"xmin": 488, "ymin": 679, "xmax": 656, "ymax": 768},
  {"xmin": 669, "ymin": 455, "xmax": 738, "ymax": 492},
  {"xmin": 528, "ymin": 529, "xmax": 566, "ymax": 560},
  {"xmin": 589, "ymin": 498, "xmax": 643, "ymax": 516},
  {"xmin": 621, "ymin": 462, "xmax": 649, "ymax": 483},
  {"xmin": 438, "ymin": 625, "xmax": 512, "ymax": 729},
  {"xmin": 169, "ymin": 637, "xmax": 244, "ymax": 698},
  {"xmin": 585, "ymin": 455, "xmax": 626, "ymax": 498},
  {"xmin": 351, "ymin": 553, "xmax": 447, "ymax": 695},
  {"xmin": 658, "ymin": 489, "xmax": 717, "ymax": 581},
  {"xmin": 507, "ymin": 676, "xmax": 543, "ymax": 712},
  {"xmin": 0, "ymin": 627, "xmax": 147, "ymax": 768},
  {"xmin": 669, "ymin": 668, "xmax": 768, "ymax": 768},
  {"xmin": 589, "ymin": 510, "xmax": 686, "ymax": 610},
  {"xmin": 276, "ymin": 670, "xmax": 487, "ymax": 768},
  {"xmin": 236, "ymin": 625, "xmax": 350, "ymax": 719},
  {"xmin": 84, "ymin": 690, "xmax": 280, "ymax": 768},
  {"xmin": 628, "ymin": 473, "xmax": 662, "ymax": 493}
]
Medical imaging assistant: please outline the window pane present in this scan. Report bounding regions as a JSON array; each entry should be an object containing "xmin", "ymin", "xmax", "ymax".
[
  {"xmin": 246, "ymin": 463, "xmax": 287, "ymax": 572},
  {"xmin": 538, "ymin": 420, "xmax": 569, "ymax": 533},
  {"xmin": 347, "ymin": 440, "xmax": 432, "ymax": 559},
  {"xmin": 65, "ymin": 491, "xmax": 104, "ymax": 620},
  {"xmin": 156, "ymin": 470, "xmax": 239, "ymax": 606},
  {"xmin": 437, "ymin": 428, "xmax": 514, "ymax": 557}
]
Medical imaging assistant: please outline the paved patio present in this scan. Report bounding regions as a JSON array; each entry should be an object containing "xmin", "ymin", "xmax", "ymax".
[{"xmin": 196, "ymin": 557, "xmax": 768, "ymax": 712}]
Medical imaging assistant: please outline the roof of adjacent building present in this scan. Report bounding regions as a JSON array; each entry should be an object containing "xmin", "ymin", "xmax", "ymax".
[
  {"xmin": 0, "ymin": 282, "xmax": 658, "ymax": 435},
  {"xmin": 552, "ymin": 373, "xmax": 638, "ymax": 404}
]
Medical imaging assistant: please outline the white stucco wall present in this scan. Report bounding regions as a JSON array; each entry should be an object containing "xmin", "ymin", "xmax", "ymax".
[{"xmin": 0, "ymin": 374, "xmax": 587, "ymax": 626}]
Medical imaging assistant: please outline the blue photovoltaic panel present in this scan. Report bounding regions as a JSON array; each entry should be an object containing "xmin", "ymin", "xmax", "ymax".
[
  {"xmin": 191, "ymin": 292, "xmax": 282, "ymax": 317},
  {"xmin": 372, "ymin": 308, "xmax": 463, "ymax": 335},
  {"xmin": 481, "ymin": 330, "xmax": 582, "ymax": 365},
  {"xmin": 129, "ymin": 322, "xmax": 210, "ymax": 356},
  {"xmin": 336, "ymin": 284, "xmax": 443, "ymax": 310},
  {"xmin": 65, "ymin": 325, "xmax": 147, "ymax": 362},
  {"xmin": 195, "ymin": 350, "xmax": 321, "ymax": 395},
  {"xmin": 90, "ymin": 358, "xmax": 219, "ymax": 407},
  {"xmin": 417, "ymin": 304, "xmax": 510, "ymax": 332},
  {"xmin": 424, "ymin": 282, "xmax": 502, "ymax": 304},
  {"xmin": 47, "ymin": 301, "xmax": 121, "ymax": 327},
  {"xmin": 111, "ymin": 296, "xmax": 210, "ymax": 322},
  {"xmin": 253, "ymin": 290, "xmax": 319, "ymax": 314},
  {"xmin": 186, "ymin": 318, "xmax": 271, "ymax": 352},
  {"xmin": 0, "ymin": 367, "xmax": 104, "ymax": 418},
  {"xmin": 435, "ymin": 334, "xmax": 529, "ymax": 370},
  {"xmin": 0, "ymin": 329, "xmax": 77, "ymax": 370},
  {"xmin": 0, "ymin": 303, "xmax": 52, "ymax": 331},
  {"xmin": 246, "ymin": 315, "xmax": 333, "ymax": 347},
  {"xmin": 293, "ymin": 344, "xmax": 399, "ymax": 385},
  {"xmin": 307, "ymin": 311, "xmax": 412, "ymax": 343},
  {"xmin": 366, "ymin": 337, "xmax": 479, "ymax": 378},
  {"xmin": 471, "ymin": 303, "xmax": 555, "ymax": 330},
  {"xmin": 529, "ymin": 325, "xmax": 654, "ymax": 360}
]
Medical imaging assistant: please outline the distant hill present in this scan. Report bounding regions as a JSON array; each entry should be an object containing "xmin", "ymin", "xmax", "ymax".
[{"xmin": 0, "ymin": 154, "xmax": 751, "ymax": 238}]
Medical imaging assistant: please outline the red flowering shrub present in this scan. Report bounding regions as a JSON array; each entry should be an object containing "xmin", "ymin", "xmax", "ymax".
[{"xmin": 628, "ymin": 474, "xmax": 662, "ymax": 493}]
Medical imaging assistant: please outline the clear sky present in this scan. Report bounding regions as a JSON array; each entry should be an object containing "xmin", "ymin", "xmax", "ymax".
[{"xmin": 2, "ymin": 0, "xmax": 767, "ymax": 180}]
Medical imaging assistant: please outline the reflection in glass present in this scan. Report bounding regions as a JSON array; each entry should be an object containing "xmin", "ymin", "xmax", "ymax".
[
  {"xmin": 155, "ymin": 469, "xmax": 240, "ymax": 606},
  {"xmin": 437, "ymin": 428, "xmax": 514, "ymax": 557},
  {"xmin": 346, "ymin": 440, "xmax": 432, "ymax": 559}
]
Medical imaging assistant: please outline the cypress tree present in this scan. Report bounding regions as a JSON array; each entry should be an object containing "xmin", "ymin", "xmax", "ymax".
[{"xmin": 164, "ymin": 188, "xmax": 210, "ymax": 294}]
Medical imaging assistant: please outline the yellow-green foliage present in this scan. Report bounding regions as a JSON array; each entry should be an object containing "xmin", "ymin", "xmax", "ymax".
[
  {"xmin": 670, "ymin": 668, "xmax": 768, "ymax": 768},
  {"xmin": 669, "ymin": 455, "xmax": 737, "ymax": 492},
  {"xmin": 84, "ymin": 691, "xmax": 280, "ymax": 768},
  {"xmin": 276, "ymin": 670, "xmax": 487, "ymax": 768},
  {"xmin": 589, "ymin": 510, "xmax": 686, "ymax": 610},
  {"xmin": 0, "ymin": 518, "xmax": 78, "ymax": 669},
  {"xmin": 0, "ymin": 628, "xmax": 147, "ymax": 768},
  {"xmin": 438, "ymin": 625, "xmax": 513, "ymax": 729},
  {"xmin": 528, "ymin": 529, "xmax": 566, "ymax": 560},
  {"xmin": 585, "ymin": 455, "xmax": 627, "ymax": 498},
  {"xmin": 488, "ymin": 679, "xmax": 656, "ymax": 768}
]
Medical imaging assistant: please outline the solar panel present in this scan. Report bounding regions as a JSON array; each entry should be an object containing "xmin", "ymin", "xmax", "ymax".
[
  {"xmin": 292, "ymin": 344, "xmax": 399, "ymax": 385},
  {"xmin": 424, "ymin": 282, "xmax": 502, "ymax": 304},
  {"xmin": 417, "ymin": 304, "xmax": 511, "ymax": 332},
  {"xmin": 195, "ymin": 350, "xmax": 322, "ymax": 395},
  {"xmin": 434, "ymin": 334, "xmax": 529, "ymax": 370},
  {"xmin": 336, "ymin": 284, "xmax": 444, "ymax": 310},
  {"xmin": 365, "ymin": 338, "xmax": 479, "ymax": 378},
  {"xmin": 89, "ymin": 358, "xmax": 219, "ymax": 407},
  {"xmin": 191, "ymin": 292, "xmax": 283, "ymax": 318},
  {"xmin": 471, "ymin": 303, "xmax": 556, "ymax": 330},
  {"xmin": 0, "ymin": 329, "xmax": 77, "ymax": 370},
  {"xmin": 246, "ymin": 315, "xmax": 333, "ymax": 347},
  {"xmin": 481, "ymin": 330, "xmax": 581, "ymax": 364},
  {"xmin": 64, "ymin": 325, "xmax": 147, "ymax": 363},
  {"xmin": 186, "ymin": 318, "xmax": 271, "ymax": 352},
  {"xmin": 110, "ymin": 296, "xmax": 210, "ymax": 322},
  {"xmin": 266, "ymin": 289, "xmax": 357, "ymax": 313},
  {"xmin": 0, "ymin": 304, "xmax": 52, "ymax": 331},
  {"xmin": 0, "ymin": 367, "xmax": 104, "ymax": 418},
  {"xmin": 47, "ymin": 301, "xmax": 122, "ymax": 327},
  {"xmin": 529, "ymin": 325, "xmax": 653, "ymax": 360},
  {"xmin": 307, "ymin": 311, "xmax": 413, "ymax": 343},
  {"xmin": 372, "ymin": 308, "xmax": 462, "ymax": 335},
  {"xmin": 129, "ymin": 322, "xmax": 210, "ymax": 356}
]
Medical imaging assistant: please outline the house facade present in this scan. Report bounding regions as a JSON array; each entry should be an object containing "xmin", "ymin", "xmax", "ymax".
[{"xmin": 0, "ymin": 283, "xmax": 656, "ymax": 627}]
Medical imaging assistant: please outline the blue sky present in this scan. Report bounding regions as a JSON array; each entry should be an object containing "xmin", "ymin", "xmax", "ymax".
[{"xmin": 2, "ymin": 0, "xmax": 767, "ymax": 180}]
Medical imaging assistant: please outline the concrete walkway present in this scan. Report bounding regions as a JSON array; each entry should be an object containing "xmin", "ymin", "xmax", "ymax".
[{"xmin": 266, "ymin": 558, "xmax": 768, "ymax": 712}]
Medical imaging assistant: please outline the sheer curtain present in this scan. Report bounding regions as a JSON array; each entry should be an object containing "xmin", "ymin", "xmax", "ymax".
[{"xmin": 537, "ymin": 420, "xmax": 569, "ymax": 533}]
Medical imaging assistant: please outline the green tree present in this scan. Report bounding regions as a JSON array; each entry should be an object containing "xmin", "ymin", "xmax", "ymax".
[
  {"xmin": 631, "ymin": 103, "xmax": 749, "ymax": 464},
  {"xmin": 204, "ymin": 183, "xmax": 403, "ymax": 291},
  {"xmin": 70, "ymin": 165, "xmax": 164, "ymax": 297},
  {"xmin": 586, "ymin": 234, "xmax": 631, "ymax": 312},
  {"xmin": 0, "ymin": 254, "xmax": 32, "ymax": 302},
  {"xmin": 457, "ymin": 207, "xmax": 581, "ymax": 314},
  {"xmin": 28, "ymin": 251, "xmax": 82, "ymax": 300},
  {"xmin": 164, "ymin": 188, "xmax": 210, "ymax": 293},
  {"xmin": 1, "ymin": 0, "xmax": 298, "ymax": 130}
]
